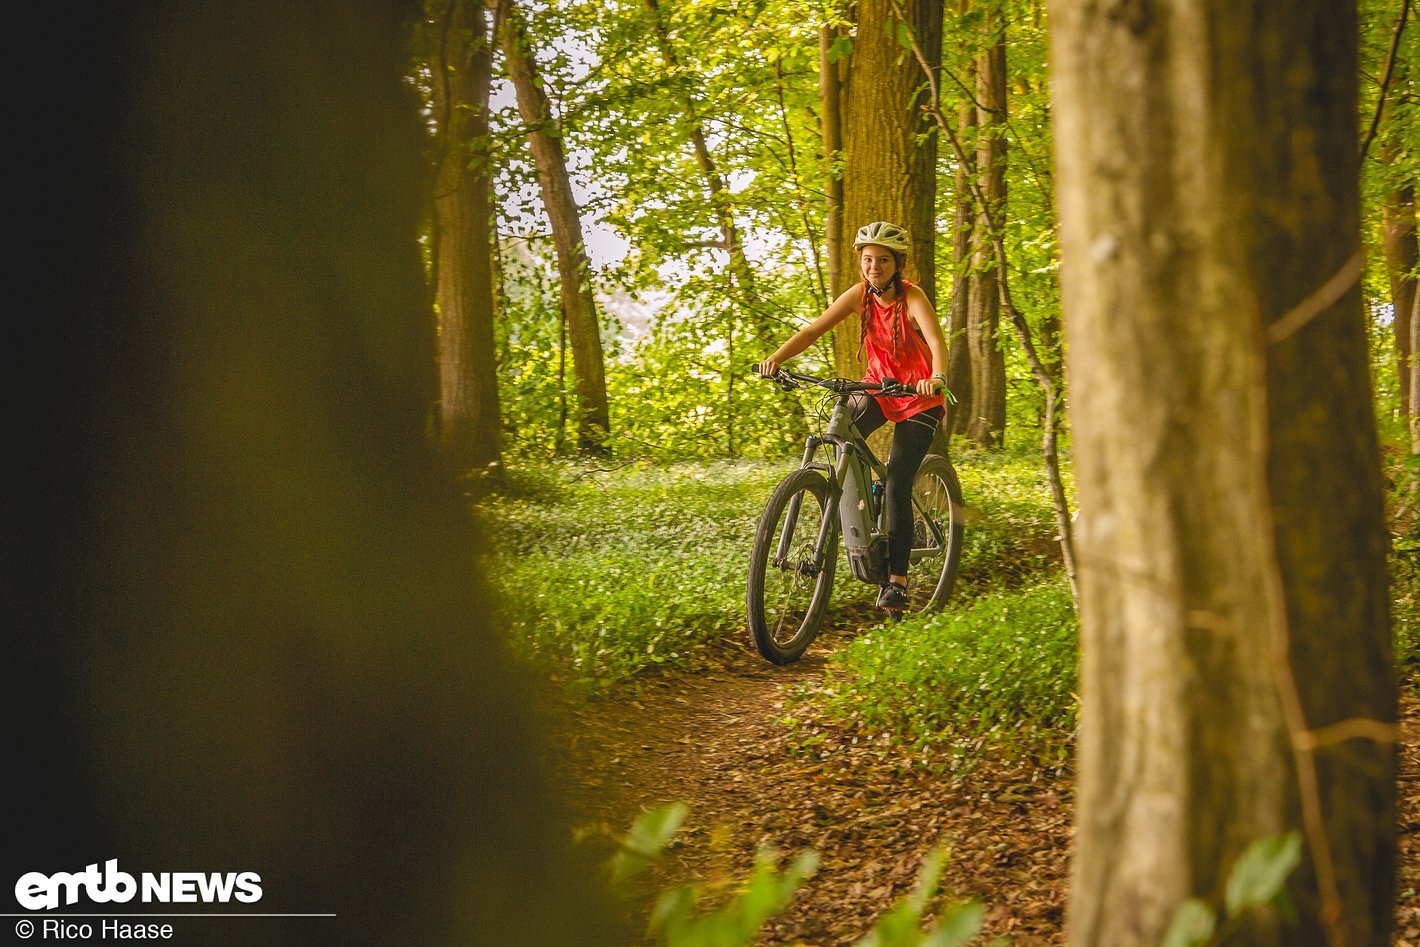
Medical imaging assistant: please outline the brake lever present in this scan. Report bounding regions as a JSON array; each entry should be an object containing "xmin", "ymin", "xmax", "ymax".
[
  {"xmin": 760, "ymin": 369, "xmax": 798, "ymax": 392},
  {"xmin": 877, "ymin": 377, "xmax": 912, "ymax": 398}
]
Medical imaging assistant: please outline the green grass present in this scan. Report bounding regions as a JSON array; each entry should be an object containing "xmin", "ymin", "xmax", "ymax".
[
  {"xmin": 481, "ymin": 459, "xmax": 783, "ymax": 688},
  {"xmin": 480, "ymin": 451, "xmax": 1066, "ymax": 689},
  {"xmin": 950, "ymin": 442, "xmax": 1072, "ymax": 591},
  {"xmin": 1394, "ymin": 530, "xmax": 1419, "ymax": 693},
  {"xmin": 810, "ymin": 572, "xmax": 1079, "ymax": 764}
]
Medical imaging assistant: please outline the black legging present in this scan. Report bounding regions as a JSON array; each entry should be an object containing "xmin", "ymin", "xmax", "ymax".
[{"xmin": 847, "ymin": 395, "xmax": 944, "ymax": 578}]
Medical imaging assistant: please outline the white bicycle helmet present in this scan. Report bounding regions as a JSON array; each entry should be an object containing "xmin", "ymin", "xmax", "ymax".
[{"xmin": 852, "ymin": 221, "xmax": 911, "ymax": 254}]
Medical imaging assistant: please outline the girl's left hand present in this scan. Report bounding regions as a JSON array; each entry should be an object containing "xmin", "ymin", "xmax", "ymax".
[{"xmin": 914, "ymin": 377, "xmax": 941, "ymax": 396}]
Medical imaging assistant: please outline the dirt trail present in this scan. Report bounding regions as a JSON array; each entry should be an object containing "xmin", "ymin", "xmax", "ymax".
[
  {"xmin": 550, "ymin": 619, "xmax": 1074, "ymax": 945},
  {"xmin": 536, "ymin": 576, "xmax": 1420, "ymax": 947},
  {"xmin": 550, "ymin": 625, "xmax": 1420, "ymax": 945},
  {"xmin": 558, "ymin": 645, "xmax": 830, "ymax": 841},
  {"xmin": 1398, "ymin": 695, "xmax": 1420, "ymax": 946}
]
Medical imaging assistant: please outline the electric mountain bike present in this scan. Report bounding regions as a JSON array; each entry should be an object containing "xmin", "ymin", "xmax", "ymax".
[{"xmin": 746, "ymin": 369, "xmax": 965, "ymax": 664}]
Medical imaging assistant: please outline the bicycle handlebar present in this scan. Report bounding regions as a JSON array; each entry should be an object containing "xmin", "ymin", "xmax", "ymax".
[{"xmin": 751, "ymin": 368, "xmax": 919, "ymax": 398}]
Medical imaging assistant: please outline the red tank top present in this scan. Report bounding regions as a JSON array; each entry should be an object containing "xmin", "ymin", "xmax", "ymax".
[{"xmin": 860, "ymin": 280, "xmax": 944, "ymax": 422}]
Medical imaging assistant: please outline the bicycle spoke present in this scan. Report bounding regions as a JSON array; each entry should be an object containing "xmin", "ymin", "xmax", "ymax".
[
  {"xmin": 903, "ymin": 459, "xmax": 963, "ymax": 615},
  {"xmin": 769, "ymin": 539, "xmax": 814, "ymax": 644}
]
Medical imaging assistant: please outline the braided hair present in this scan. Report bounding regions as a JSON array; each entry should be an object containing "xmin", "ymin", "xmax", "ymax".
[{"xmin": 856, "ymin": 253, "xmax": 908, "ymax": 359}]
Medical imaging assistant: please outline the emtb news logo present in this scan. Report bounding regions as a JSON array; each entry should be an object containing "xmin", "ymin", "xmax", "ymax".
[{"xmin": 14, "ymin": 860, "xmax": 262, "ymax": 911}]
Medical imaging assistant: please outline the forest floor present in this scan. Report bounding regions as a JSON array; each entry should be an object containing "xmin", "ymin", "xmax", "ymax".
[{"xmin": 546, "ymin": 611, "xmax": 1420, "ymax": 945}]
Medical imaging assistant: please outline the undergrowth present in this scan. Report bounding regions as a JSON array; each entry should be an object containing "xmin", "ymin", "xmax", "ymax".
[
  {"xmin": 950, "ymin": 443, "xmax": 1072, "ymax": 593},
  {"xmin": 480, "ymin": 459, "xmax": 781, "ymax": 688},
  {"xmin": 478, "ymin": 450, "xmax": 1414, "ymax": 701},
  {"xmin": 479, "ymin": 450, "xmax": 1064, "ymax": 690},
  {"xmin": 1394, "ymin": 530, "xmax": 1419, "ymax": 692},
  {"xmin": 806, "ymin": 572, "xmax": 1079, "ymax": 767}
]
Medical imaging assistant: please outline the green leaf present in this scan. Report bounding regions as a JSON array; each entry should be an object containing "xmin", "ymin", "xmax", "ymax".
[
  {"xmin": 655, "ymin": 848, "xmax": 817, "ymax": 946},
  {"xmin": 609, "ymin": 802, "xmax": 688, "ymax": 886},
  {"xmin": 857, "ymin": 848, "xmax": 981, "ymax": 947},
  {"xmin": 1224, "ymin": 831, "xmax": 1303, "ymax": 916},
  {"xmin": 896, "ymin": 21, "xmax": 916, "ymax": 52},
  {"xmin": 1161, "ymin": 898, "xmax": 1216, "ymax": 947},
  {"xmin": 829, "ymin": 34, "xmax": 854, "ymax": 63},
  {"xmin": 856, "ymin": 849, "xmax": 942, "ymax": 945},
  {"xmin": 907, "ymin": 847, "xmax": 946, "ymax": 914},
  {"xmin": 924, "ymin": 900, "xmax": 984, "ymax": 946},
  {"xmin": 647, "ymin": 885, "xmax": 698, "ymax": 941}
]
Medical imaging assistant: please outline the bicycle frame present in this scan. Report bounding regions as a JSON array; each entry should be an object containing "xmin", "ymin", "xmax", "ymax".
[
  {"xmin": 772, "ymin": 393, "xmax": 861, "ymax": 562},
  {"xmin": 748, "ymin": 369, "xmax": 964, "ymax": 660},
  {"xmin": 775, "ymin": 386, "xmax": 945, "ymax": 585}
]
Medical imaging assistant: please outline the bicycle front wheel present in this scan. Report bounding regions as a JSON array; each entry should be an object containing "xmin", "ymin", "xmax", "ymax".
[
  {"xmin": 905, "ymin": 453, "xmax": 964, "ymax": 615},
  {"xmin": 746, "ymin": 469, "xmax": 838, "ymax": 664}
]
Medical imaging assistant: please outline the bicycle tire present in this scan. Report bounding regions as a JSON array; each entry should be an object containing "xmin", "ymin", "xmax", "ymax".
[
  {"xmin": 746, "ymin": 469, "xmax": 838, "ymax": 664},
  {"xmin": 904, "ymin": 453, "xmax": 965, "ymax": 615}
]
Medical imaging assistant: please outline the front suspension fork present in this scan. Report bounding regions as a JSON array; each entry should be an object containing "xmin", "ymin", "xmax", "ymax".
[{"xmin": 774, "ymin": 436, "xmax": 836, "ymax": 574}]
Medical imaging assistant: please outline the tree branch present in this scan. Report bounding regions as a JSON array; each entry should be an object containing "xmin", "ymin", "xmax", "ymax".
[{"xmin": 1359, "ymin": 0, "xmax": 1411, "ymax": 164}]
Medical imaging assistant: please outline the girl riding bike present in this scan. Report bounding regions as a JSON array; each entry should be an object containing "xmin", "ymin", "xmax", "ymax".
[{"xmin": 755, "ymin": 220, "xmax": 950, "ymax": 612}]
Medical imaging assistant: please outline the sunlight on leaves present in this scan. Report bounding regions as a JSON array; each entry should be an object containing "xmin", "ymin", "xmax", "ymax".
[
  {"xmin": 1161, "ymin": 898, "xmax": 1216, "ymax": 947},
  {"xmin": 1224, "ymin": 830, "xmax": 1302, "ymax": 917},
  {"xmin": 648, "ymin": 847, "xmax": 819, "ymax": 947},
  {"xmin": 855, "ymin": 846, "xmax": 983, "ymax": 947},
  {"xmin": 609, "ymin": 802, "xmax": 689, "ymax": 889}
]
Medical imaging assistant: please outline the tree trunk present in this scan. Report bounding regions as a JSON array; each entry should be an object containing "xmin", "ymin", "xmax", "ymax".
[
  {"xmin": 940, "ymin": 41, "xmax": 976, "ymax": 446},
  {"xmin": 1412, "ymin": 287, "xmax": 1420, "ymax": 458},
  {"xmin": 431, "ymin": 0, "xmax": 502, "ymax": 472},
  {"xmin": 835, "ymin": 0, "xmax": 942, "ymax": 382},
  {"xmin": 498, "ymin": 0, "xmax": 611, "ymax": 454},
  {"xmin": 21, "ymin": 2, "xmax": 625, "ymax": 942},
  {"xmin": 821, "ymin": 23, "xmax": 846, "ymax": 312},
  {"xmin": 1381, "ymin": 178, "xmax": 1416, "ymax": 421},
  {"xmin": 1051, "ymin": 2, "xmax": 1397, "ymax": 945},
  {"xmin": 966, "ymin": 18, "xmax": 1007, "ymax": 448}
]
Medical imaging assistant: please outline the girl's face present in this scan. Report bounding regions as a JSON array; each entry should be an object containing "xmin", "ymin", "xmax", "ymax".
[{"xmin": 860, "ymin": 245, "xmax": 898, "ymax": 289}]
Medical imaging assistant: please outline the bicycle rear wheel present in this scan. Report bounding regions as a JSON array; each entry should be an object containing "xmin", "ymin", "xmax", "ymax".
[
  {"xmin": 904, "ymin": 453, "xmax": 964, "ymax": 615},
  {"xmin": 746, "ymin": 469, "xmax": 838, "ymax": 664}
]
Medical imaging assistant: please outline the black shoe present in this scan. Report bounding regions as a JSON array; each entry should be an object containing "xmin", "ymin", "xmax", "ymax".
[{"xmin": 877, "ymin": 581, "xmax": 908, "ymax": 610}]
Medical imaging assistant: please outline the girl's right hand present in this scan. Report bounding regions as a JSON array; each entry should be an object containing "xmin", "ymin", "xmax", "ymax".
[{"xmin": 755, "ymin": 358, "xmax": 781, "ymax": 377}]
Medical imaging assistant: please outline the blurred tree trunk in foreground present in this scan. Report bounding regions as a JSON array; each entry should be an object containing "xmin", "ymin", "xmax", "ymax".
[
  {"xmin": 11, "ymin": 3, "xmax": 620, "ymax": 945},
  {"xmin": 1050, "ymin": 1, "xmax": 1398, "ymax": 944}
]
